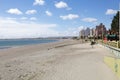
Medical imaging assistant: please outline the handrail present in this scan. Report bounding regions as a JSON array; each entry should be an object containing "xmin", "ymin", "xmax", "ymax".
[
  {"xmin": 102, "ymin": 44, "xmax": 120, "ymax": 58},
  {"xmin": 105, "ymin": 44, "xmax": 120, "ymax": 52}
]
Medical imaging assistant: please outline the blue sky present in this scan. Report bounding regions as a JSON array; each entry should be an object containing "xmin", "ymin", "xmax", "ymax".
[{"xmin": 0, "ymin": 0, "xmax": 119, "ymax": 39}]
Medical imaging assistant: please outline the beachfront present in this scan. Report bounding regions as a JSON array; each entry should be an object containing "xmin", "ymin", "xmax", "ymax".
[{"xmin": 0, "ymin": 39, "xmax": 118, "ymax": 80}]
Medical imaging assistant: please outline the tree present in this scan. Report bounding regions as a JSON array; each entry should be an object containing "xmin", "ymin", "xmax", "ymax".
[{"xmin": 111, "ymin": 11, "xmax": 119, "ymax": 33}]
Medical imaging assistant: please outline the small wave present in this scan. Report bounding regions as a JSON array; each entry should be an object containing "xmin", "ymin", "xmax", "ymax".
[{"xmin": 0, "ymin": 46, "xmax": 11, "ymax": 49}]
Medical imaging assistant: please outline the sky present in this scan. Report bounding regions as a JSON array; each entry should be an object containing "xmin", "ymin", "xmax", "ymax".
[{"xmin": 0, "ymin": 0, "xmax": 119, "ymax": 39}]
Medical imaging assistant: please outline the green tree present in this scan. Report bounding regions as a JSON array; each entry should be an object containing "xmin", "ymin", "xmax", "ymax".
[{"xmin": 111, "ymin": 11, "xmax": 119, "ymax": 33}]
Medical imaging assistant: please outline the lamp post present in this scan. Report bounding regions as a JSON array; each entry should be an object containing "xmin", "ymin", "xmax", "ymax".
[
  {"xmin": 101, "ymin": 24, "xmax": 104, "ymax": 43},
  {"xmin": 119, "ymin": 3, "xmax": 120, "ymax": 40}
]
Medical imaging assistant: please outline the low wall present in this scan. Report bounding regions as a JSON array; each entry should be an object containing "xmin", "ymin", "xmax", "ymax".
[{"xmin": 104, "ymin": 44, "xmax": 120, "ymax": 58}]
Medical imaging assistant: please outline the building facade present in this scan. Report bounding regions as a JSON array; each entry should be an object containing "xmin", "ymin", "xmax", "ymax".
[
  {"xmin": 85, "ymin": 28, "xmax": 90, "ymax": 37},
  {"xmin": 95, "ymin": 23, "xmax": 106, "ymax": 39},
  {"xmin": 90, "ymin": 28, "xmax": 96, "ymax": 37}
]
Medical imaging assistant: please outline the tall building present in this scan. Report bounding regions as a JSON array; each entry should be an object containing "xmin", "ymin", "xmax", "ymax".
[
  {"xmin": 80, "ymin": 29, "xmax": 85, "ymax": 37},
  {"xmin": 85, "ymin": 28, "xmax": 90, "ymax": 37},
  {"xmin": 80, "ymin": 28, "xmax": 91, "ymax": 38},
  {"xmin": 90, "ymin": 28, "xmax": 95, "ymax": 37},
  {"xmin": 95, "ymin": 23, "xmax": 106, "ymax": 38}
]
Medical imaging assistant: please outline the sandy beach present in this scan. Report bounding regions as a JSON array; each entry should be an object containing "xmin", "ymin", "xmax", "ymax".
[{"xmin": 0, "ymin": 39, "xmax": 118, "ymax": 80}]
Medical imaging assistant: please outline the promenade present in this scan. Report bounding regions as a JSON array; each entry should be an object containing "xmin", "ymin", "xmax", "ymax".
[{"xmin": 0, "ymin": 40, "xmax": 118, "ymax": 80}]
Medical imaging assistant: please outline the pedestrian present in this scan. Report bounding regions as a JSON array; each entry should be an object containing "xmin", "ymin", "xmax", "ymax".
[{"xmin": 91, "ymin": 39, "xmax": 95, "ymax": 48}]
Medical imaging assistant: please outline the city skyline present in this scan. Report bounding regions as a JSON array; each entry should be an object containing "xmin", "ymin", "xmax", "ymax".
[{"xmin": 0, "ymin": 0, "xmax": 119, "ymax": 39}]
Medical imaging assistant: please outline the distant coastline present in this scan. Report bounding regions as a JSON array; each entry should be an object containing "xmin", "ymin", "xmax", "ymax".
[
  {"xmin": 0, "ymin": 36, "xmax": 75, "ymax": 40},
  {"xmin": 0, "ymin": 38, "xmax": 61, "ymax": 50}
]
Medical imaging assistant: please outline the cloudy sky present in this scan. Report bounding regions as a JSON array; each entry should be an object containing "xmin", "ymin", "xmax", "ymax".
[{"xmin": 0, "ymin": 0, "xmax": 119, "ymax": 39}]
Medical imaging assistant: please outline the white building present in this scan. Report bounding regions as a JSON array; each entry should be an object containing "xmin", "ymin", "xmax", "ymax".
[
  {"xmin": 79, "ymin": 29, "xmax": 85, "ymax": 38},
  {"xmin": 85, "ymin": 28, "xmax": 90, "ymax": 37},
  {"xmin": 90, "ymin": 28, "xmax": 96, "ymax": 37}
]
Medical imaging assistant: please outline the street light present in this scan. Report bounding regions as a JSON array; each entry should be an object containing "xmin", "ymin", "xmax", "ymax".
[
  {"xmin": 102, "ymin": 25, "xmax": 104, "ymax": 43},
  {"xmin": 119, "ymin": 3, "xmax": 120, "ymax": 40}
]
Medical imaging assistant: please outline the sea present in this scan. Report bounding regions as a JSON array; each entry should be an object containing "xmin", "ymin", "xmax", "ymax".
[{"xmin": 0, "ymin": 39, "xmax": 58, "ymax": 49}]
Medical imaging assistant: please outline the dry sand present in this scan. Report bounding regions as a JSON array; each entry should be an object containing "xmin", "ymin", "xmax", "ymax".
[{"xmin": 0, "ymin": 39, "xmax": 118, "ymax": 80}]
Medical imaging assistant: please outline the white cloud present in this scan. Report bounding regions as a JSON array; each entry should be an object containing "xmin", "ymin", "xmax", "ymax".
[
  {"xmin": 0, "ymin": 17, "xmax": 59, "ymax": 39},
  {"xmin": 59, "ymin": 26, "xmax": 84, "ymax": 36},
  {"xmin": 105, "ymin": 9, "xmax": 117, "ymax": 15},
  {"xmin": 30, "ymin": 17, "xmax": 37, "ymax": 20},
  {"xmin": 55, "ymin": 1, "xmax": 71, "ymax": 10},
  {"xmin": 6, "ymin": 17, "xmax": 16, "ymax": 20},
  {"xmin": 66, "ymin": 7, "xmax": 72, "ymax": 10},
  {"xmin": 21, "ymin": 17, "xmax": 28, "ymax": 20},
  {"xmin": 0, "ymin": 17, "xmax": 85, "ymax": 38},
  {"xmin": 82, "ymin": 18, "xmax": 97, "ymax": 22},
  {"xmin": 7, "ymin": 8, "xmax": 23, "ymax": 15},
  {"xmin": 0, "ymin": 17, "xmax": 84, "ymax": 39},
  {"xmin": 26, "ymin": 10, "xmax": 37, "ymax": 15},
  {"xmin": 0, "ymin": 17, "xmax": 18, "ymax": 24},
  {"xmin": 45, "ymin": 11, "xmax": 52, "ymax": 16},
  {"xmin": 33, "ymin": 0, "xmax": 45, "ymax": 6},
  {"xmin": 60, "ymin": 14, "xmax": 79, "ymax": 20},
  {"xmin": 21, "ymin": 17, "xmax": 37, "ymax": 21}
]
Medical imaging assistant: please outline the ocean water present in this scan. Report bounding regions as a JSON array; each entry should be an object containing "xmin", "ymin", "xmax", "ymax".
[{"xmin": 0, "ymin": 39, "xmax": 58, "ymax": 49}]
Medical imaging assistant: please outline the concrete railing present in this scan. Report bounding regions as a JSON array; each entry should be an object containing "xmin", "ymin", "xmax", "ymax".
[{"xmin": 104, "ymin": 44, "xmax": 120, "ymax": 58}]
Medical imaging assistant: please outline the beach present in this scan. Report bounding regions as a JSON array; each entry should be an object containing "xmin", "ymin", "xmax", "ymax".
[{"xmin": 0, "ymin": 39, "xmax": 118, "ymax": 80}]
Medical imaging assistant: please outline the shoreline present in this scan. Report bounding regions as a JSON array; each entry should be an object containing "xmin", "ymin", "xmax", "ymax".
[
  {"xmin": 0, "ymin": 39, "xmax": 81, "ymax": 57},
  {"xmin": 0, "ymin": 38, "xmax": 63, "ymax": 50}
]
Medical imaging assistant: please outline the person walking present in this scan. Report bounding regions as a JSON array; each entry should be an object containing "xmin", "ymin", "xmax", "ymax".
[{"xmin": 91, "ymin": 39, "xmax": 95, "ymax": 48}]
